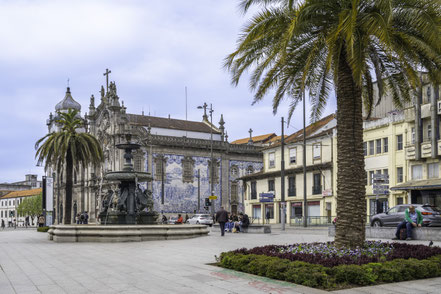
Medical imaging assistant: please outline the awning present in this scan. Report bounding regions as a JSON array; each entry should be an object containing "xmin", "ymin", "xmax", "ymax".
[{"xmin": 390, "ymin": 178, "xmax": 441, "ymax": 191}]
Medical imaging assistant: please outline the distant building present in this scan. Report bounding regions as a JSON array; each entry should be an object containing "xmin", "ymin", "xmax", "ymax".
[
  {"xmin": 0, "ymin": 174, "xmax": 42, "ymax": 197},
  {"xmin": 44, "ymin": 76, "xmax": 264, "ymax": 223},
  {"xmin": 241, "ymin": 114, "xmax": 336, "ymax": 224},
  {"xmin": 0, "ymin": 188, "xmax": 42, "ymax": 227}
]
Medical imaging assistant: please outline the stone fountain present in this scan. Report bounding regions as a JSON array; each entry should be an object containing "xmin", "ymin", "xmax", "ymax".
[
  {"xmin": 99, "ymin": 134, "xmax": 158, "ymax": 225},
  {"xmin": 47, "ymin": 135, "xmax": 209, "ymax": 242}
]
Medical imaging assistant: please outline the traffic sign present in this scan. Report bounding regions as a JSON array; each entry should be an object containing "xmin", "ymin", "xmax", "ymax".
[{"xmin": 208, "ymin": 195, "xmax": 217, "ymax": 200}]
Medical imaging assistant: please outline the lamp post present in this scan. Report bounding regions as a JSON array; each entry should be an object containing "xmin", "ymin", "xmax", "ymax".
[{"xmin": 198, "ymin": 103, "xmax": 215, "ymax": 217}]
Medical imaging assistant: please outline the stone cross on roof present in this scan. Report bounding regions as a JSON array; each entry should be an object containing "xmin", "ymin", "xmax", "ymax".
[
  {"xmin": 248, "ymin": 128, "xmax": 253, "ymax": 145},
  {"xmin": 103, "ymin": 68, "xmax": 111, "ymax": 92}
]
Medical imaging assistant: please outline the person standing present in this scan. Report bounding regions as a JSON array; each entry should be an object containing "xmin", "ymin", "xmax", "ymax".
[
  {"xmin": 265, "ymin": 210, "xmax": 270, "ymax": 224},
  {"xmin": 1, "ymin": 219, "xmax": 5, "ymax": 230},
  {"xmin": 25, "ymin": 216, "xmax": 29, "ymax": 228},
  {"xmin": 215, "ymin": 207, "xmax": 229, "ymax": 236}
]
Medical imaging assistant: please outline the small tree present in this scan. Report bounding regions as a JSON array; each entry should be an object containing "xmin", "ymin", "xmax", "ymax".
[{"xmin": 17, "ymin": 194, "xmax": 42, "ymax": 226}]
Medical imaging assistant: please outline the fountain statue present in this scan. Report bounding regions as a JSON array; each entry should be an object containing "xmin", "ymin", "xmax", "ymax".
[{"xmin": 99, "ymin": 134, "xmax": 158, "ymax": 224}]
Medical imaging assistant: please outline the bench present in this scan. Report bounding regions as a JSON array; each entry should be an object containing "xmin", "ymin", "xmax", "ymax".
[
  {"xmin": 213, "ymin": 224, "xmax": 271, "ymax": 234},
  {"xmin": 329, "ymin": 226, "xmax": 441, "ymax": 241}
]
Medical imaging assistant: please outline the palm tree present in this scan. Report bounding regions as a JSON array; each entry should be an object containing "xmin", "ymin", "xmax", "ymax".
[
  {"xmin": 35, "ymin": 109, "xmax": 103, "ymax": 224},
  {"xmin": 226, "ymin": 0, "xmax": 441, "ymax": 247}
]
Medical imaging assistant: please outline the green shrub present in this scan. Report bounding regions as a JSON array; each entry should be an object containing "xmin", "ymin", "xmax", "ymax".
[
  {"xmin": 218, "ymin": 253, "xmax": 441, "ymax": 290},
  {"xmin": 37, "ymin": 226, "xmax": 49, "ymax": 232}
]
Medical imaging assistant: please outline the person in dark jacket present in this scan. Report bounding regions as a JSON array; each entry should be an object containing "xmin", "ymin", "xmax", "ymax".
[
  {"xmin": 215, "ymin": 207, "xmax": 229, "ymax": 236},
  {"xmin": 239, "ymin": 213, "xmax": 250, "ymax": 233}
]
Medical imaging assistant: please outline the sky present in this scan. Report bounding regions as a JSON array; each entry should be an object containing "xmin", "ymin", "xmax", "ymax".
[{"xmin": 0, "ymin": 0, "xmax": 336, "ymax": 183}]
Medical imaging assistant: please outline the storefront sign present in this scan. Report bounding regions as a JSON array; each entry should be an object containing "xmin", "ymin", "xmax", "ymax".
[{"xmin": 259, "ymin": 193, "xmax": 274, "ymax": 203}]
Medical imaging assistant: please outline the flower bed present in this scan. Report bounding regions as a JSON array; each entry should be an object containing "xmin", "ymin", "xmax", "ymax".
[{"xmin": 217, "ymin": 242, "xmax": 441, "ymax": 290}]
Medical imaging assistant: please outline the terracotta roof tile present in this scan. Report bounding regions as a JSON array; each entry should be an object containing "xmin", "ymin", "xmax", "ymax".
[
  {"xmin": 127, "ymin": 114, "xmax": 221, "ymax": 134},
  {"xmin": 231, "ymin": 133, "xmax": 276, "ymax": 145},
  {"xmin": 1, "ymin": 188, "xmax": 42, "ymax": 199}
]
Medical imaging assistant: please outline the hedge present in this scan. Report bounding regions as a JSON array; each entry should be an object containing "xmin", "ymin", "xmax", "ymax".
[
  {"xmin": 218, "ymin": 252, "xmax": 441, "ymax": 290},
  {"xmin": 37, "ymin": 226, "xmax": 50, "ymax": 232}
]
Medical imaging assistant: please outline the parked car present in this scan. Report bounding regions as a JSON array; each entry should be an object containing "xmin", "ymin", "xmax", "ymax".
[
  {"xmin": 187, "ymin": 214, "xmax": 213, "ymax": 226},
  {"xmin": 168, "ymin": 216, "xmax": 178, "ymax": 224},
  {"xmin": 370, "ymin": 204, "xmax": 441, "ymax": 227}
]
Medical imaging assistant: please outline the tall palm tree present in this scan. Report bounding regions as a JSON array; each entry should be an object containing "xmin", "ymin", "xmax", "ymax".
[
  {"xmin": 35, "ymin": 109, "xmax": 103, "ymax": 224},
  {"xmin": 226, "ymin": 0, "xmax": 441, "ymax": 247}
]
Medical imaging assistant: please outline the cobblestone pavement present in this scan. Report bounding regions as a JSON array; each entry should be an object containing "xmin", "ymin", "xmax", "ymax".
[{"xmin": 0, "ymin": 226, "xmax": 440, "ymax": 293}]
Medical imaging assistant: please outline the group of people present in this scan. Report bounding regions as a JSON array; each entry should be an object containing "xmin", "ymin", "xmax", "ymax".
[
  {"xmin": 215, "ymin": 207, "xmax": 249, "ymax": 236},
  {"xmin": 75, "ymin": 211, "xmax": 89, "ymax": 224}
]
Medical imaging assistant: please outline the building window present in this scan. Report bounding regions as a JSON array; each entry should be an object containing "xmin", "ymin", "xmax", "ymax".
[
  {"xmin": 289, "ymin": 148, "xmax": 296, "ymax": 164},
  {"xmin": 397, "ymin": 167, "xmax": 403, "ymax": 183},
  {"xmin": 265, "ymin": 204, "xmax": 274, "ymax": 219},
  {"xmin": 383, "ymin": 138, "xmax": 388, "ymax": 153},
  {"xmin": 230, "ymin": 165, "xmax": 239, "ymax": 177},
  {"xmin": 154, "ymin": 156, "xmax": 166, "ymax": 181},
  {"xmin": 411, "ymin": 127, "xmax": 415, "ymax": 144},
  {"xmin": 312, "ymin": 173, "xmax": 321, "ymax": 194},
  {"xmin": 208, "ymin": 160, "xmax": 220, "ymax": 184},
  {"xmin": 74, "ymin": 171, "xmax": 77, "ymax": 184},
  {"xmin": 369, "ymin": 140, "xmax": 375, "ymax": 155},
  {"xmin": 182, "ymin": 156, "xmax": 195, "ymax": 183},
  {"xmin": 288, "ymin": 176, "xmax": 296, "ymax": 196},
  {"xmin": 268, "ymin": 152, "xmax": 275, "ymax": 168},
  {"xmin": 268, "ymin": 179, "xmax": 275, "ymax": 192},
  {"xmin": 363, "ymin": 142, "xmax": 367, "ymax": 156},
  {"xmin": 251, "ymin": 181, "xmax": 257, "ymax": 199},
  {"xmin": 412, "ymin": 165, "xmax": 423, "ymax": 180},
  {"xmin": 313, "ymin": 144, "xmax": 321, "ymax": 159},
  {"xmin": 376, "ymin": 139, "xmax": 382, "ymax": 154},
  {"xmin": 396, "ymin": 134, "xmax": 403, "ymax": 150},
  {"xmin": 383, "ymin": 169, "xmax": 388, "ymax": 176},
  {"xmin": 246, "ymin": 165, "xmax": 254, "ymax": 175},
  {"xmin": 428, "ymin": 124, "xmax": 432, "ymax": 140},
  {"xmin": 134, "ymin": 155, "xmax": 142, "ymax": 172},
  {"xmin": 428, "ymin": 163, "xmax": 439, "ymax": 179},
  {"xmin": 230, "ymin": 182, "xmax": 238, "ymax": 204},
  {"xmin": 252, "ymin": 204, "xmax": 261, "ymax": 219}
]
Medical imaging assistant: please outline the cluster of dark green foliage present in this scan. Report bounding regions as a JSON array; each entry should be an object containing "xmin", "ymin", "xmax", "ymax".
[
  {"xmin": 37, "ymin": 226, "xmax": 50, "ymax": 233},
  {"xmin": 218, "ymin": 252, "xmax": 441, "ymax": 290},
  {"xmin": 230, "ymin": 242, "xmax": 441, "ymax": 267}
]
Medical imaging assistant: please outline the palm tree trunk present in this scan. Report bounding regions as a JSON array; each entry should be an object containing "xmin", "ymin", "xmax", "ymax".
[
  {"xmin": 64, "ymin": 150, "xmax": 73, "ymax": 224},
  {"xmin": 335, "ymin": 49, "xmax": 366, "ymax": 248}
]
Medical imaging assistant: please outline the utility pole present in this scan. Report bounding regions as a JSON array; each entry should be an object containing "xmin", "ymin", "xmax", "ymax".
[
  {"xmin": 209, "ymin": 104, "xmax": 215, "ymax": 217},
  {"xmin": 303, "ymin": 89, "xmax": 308, "ymax": 227},
  {"xmin": 281, "ymin": 117, "xmax": 286, "ymax": 230},
  {"xmin": 197, "ymin": 169, "xmax": 201, "ymax": 212}
]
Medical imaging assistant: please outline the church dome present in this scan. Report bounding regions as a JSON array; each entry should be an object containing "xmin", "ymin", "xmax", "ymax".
[{"xmin": 55, "ymin": 87, "xmax": 81, "ymax": 112}]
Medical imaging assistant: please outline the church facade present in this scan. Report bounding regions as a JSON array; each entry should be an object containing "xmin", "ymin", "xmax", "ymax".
[{"xmin": 46, "ymin": 78, "xmax": 263, "ymax": 223}]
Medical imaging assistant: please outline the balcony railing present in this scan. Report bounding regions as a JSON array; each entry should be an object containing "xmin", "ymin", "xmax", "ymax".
[{"xmin": 288, "ymin": 189, "xmax": 296, "ymax": 197}]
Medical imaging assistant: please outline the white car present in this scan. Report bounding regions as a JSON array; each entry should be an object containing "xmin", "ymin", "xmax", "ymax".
[{"xmin": 187, "ymin": 214, "xmax": 213, "ymax": 226}]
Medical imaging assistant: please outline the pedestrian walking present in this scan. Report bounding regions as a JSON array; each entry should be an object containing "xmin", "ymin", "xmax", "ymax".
[
  {"xmin": 1, "ymin": 219, "xmax": 5, "ymax": 230},
  {"xmin": 85, "ymin": 211, "xmax": 89, "ymax": 224},
  {"xmin": 25, "ymin": 216, "xmax": 29, "ymax": 228},
  {"xmin": 215, "ymin": 207, "xmax": 229, "ymax": 236}
]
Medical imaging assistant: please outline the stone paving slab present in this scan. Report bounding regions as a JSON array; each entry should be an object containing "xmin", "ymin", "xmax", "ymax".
[{"xmin": 1, "ymin": 227, "xmax": 441, "ymax": 293}]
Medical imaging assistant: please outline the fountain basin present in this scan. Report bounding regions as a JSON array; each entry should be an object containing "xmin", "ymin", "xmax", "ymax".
[
  {"xmin": 105, "ymin": 171, "xmax": 152, "ymax": 182},
  {"xmin": 48, "ymin": 224, "xmax": 209, "ymax": 242}
]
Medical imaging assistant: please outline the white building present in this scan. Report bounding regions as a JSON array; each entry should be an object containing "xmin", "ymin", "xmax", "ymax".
[{"xmin": 0, "ymin": 188, "xmax": 42, "ymax": 227}]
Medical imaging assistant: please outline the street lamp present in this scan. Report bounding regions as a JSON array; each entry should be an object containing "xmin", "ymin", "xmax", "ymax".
[{"xmin": 197, "ymin": 102, "xmax": 215, "ymax": 217}]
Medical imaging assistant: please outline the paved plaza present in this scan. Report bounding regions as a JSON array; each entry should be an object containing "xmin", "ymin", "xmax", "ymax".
[{"xmin": 1, "ymin": 227, "xmax": 441, "ymax": 293}]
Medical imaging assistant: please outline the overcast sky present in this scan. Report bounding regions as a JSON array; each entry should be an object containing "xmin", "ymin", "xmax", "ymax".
[{"xmin": 0, "ymin": 0, "xmax": 336, "ymax": 183}]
